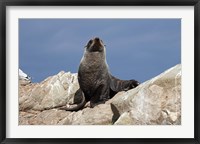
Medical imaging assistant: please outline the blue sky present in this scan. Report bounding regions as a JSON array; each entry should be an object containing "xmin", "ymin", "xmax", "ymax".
[{"xmin": 19, "ymin": 19, "xmax": 181, "ymax": 83}]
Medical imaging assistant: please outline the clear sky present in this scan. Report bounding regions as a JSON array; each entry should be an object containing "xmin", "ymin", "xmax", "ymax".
[{"xmin": 19, "ymin": 19, "xmax": 181, "ymax": 83}]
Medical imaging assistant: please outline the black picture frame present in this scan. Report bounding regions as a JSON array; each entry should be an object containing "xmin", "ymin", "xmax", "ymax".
[{"xmin": 0, "ymin": 0, "xmax": 199, "ymax": 144}]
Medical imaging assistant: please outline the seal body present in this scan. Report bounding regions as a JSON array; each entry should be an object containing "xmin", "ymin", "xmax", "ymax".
[
  {"xmin": 78, "ymin": 37, "xmax": 139, "ymax": 107},
  {"xmin": 61, "ymin": 37, "xmax": 139, "ymax": 111}
]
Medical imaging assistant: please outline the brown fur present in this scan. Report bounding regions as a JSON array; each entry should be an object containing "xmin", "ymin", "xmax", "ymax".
[{"xmin": 62, "ymin": 37, "xmax": 139, "ymax": 111}]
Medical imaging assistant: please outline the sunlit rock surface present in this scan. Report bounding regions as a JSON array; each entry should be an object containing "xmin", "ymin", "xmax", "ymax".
[{"xmin": 19, "ymin": 64, "xmax": 181, "ymax": 125}]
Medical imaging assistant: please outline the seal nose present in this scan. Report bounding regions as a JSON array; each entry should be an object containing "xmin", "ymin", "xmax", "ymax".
[{"xmin": 94, "ymin": 37, "xmax": 100, "ymax": 42}]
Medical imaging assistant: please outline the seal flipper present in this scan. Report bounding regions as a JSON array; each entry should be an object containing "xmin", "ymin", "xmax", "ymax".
[
  {"xmin": 109, "ymin": 75, "xmax": 139, "ymax": 95},
  {"xmin": 59, "ymin": 89, "xmax": 86, "ymax": 111},
  {"xmin": 90, "ymin": 84, "xmax": 111, "ymax": 108}
]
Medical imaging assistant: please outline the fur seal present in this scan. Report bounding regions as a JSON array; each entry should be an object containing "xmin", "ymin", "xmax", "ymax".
[{"xmin": 60, "ymin": 37, "xmax": 139, "ymax": 111}]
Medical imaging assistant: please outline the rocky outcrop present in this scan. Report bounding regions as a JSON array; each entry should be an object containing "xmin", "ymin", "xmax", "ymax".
[
  {"xmin": 19, "ymin": 71, "xmax": 79, "ymax": 111},
  {"xmin": 19, "ymin": 64, "xmax": 181, "ymax": 125},
  {"xmin": 111, "ymin": 65, "xmax": 181, "ymax": 125},
  {"xmin": 19, "ymin": 69, "xmax": 31, "ymax": 85}
]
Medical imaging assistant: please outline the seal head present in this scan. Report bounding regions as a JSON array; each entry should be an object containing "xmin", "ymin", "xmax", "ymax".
[{"xmin": 86, "ymin": 37, "xmax": 105, "ymax": 52}]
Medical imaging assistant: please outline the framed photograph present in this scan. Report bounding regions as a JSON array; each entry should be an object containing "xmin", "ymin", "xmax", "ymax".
[{"xmin": 0, "ymin": 0, "xmax": 199, "ymax": 144}]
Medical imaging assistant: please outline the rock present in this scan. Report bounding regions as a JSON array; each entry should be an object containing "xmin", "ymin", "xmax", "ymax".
[
  {"xmin": 19, "ymin": 64, "xmax": 181, "ymax": 125},
  {"xmin": 19, "ymin": 71, "xmax": 79, "ymax": 111},
  {"xmin": 19, "ymin": 109, "xmax": 71, "ymax": 125},
  {"xmin": 19, "ymin": 69, "xmax": 31, "ymax": 85},
  {"xmin": 111, "ymin": 64, "xmax": 181, "ymax": 125},
  {"xmin": 19, "ymin": 71, "xmax": 114, "ymax": 125},
  {"xmin": 58, "ymin": 104, "xmax": 113, "ymax": 125}
]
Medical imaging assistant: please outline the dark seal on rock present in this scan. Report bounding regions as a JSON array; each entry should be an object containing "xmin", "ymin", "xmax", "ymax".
[{"xmin": 60, "ymin": 37, "xmax": 139, "ymax": 111}]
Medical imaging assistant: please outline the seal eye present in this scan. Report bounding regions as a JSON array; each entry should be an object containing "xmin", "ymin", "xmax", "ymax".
[
  {"xmin": 85, "ymin": 40, "xmax": 93, "ymax": 48},
  {"xmin": 87, "ymin": 40, "xmax": 93, "ymax": 46}
]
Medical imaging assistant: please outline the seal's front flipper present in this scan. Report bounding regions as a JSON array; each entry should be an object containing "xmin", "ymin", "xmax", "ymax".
[{"xmin": 89, "ymin": 84, "xmax": 110, "ymax": 108}]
